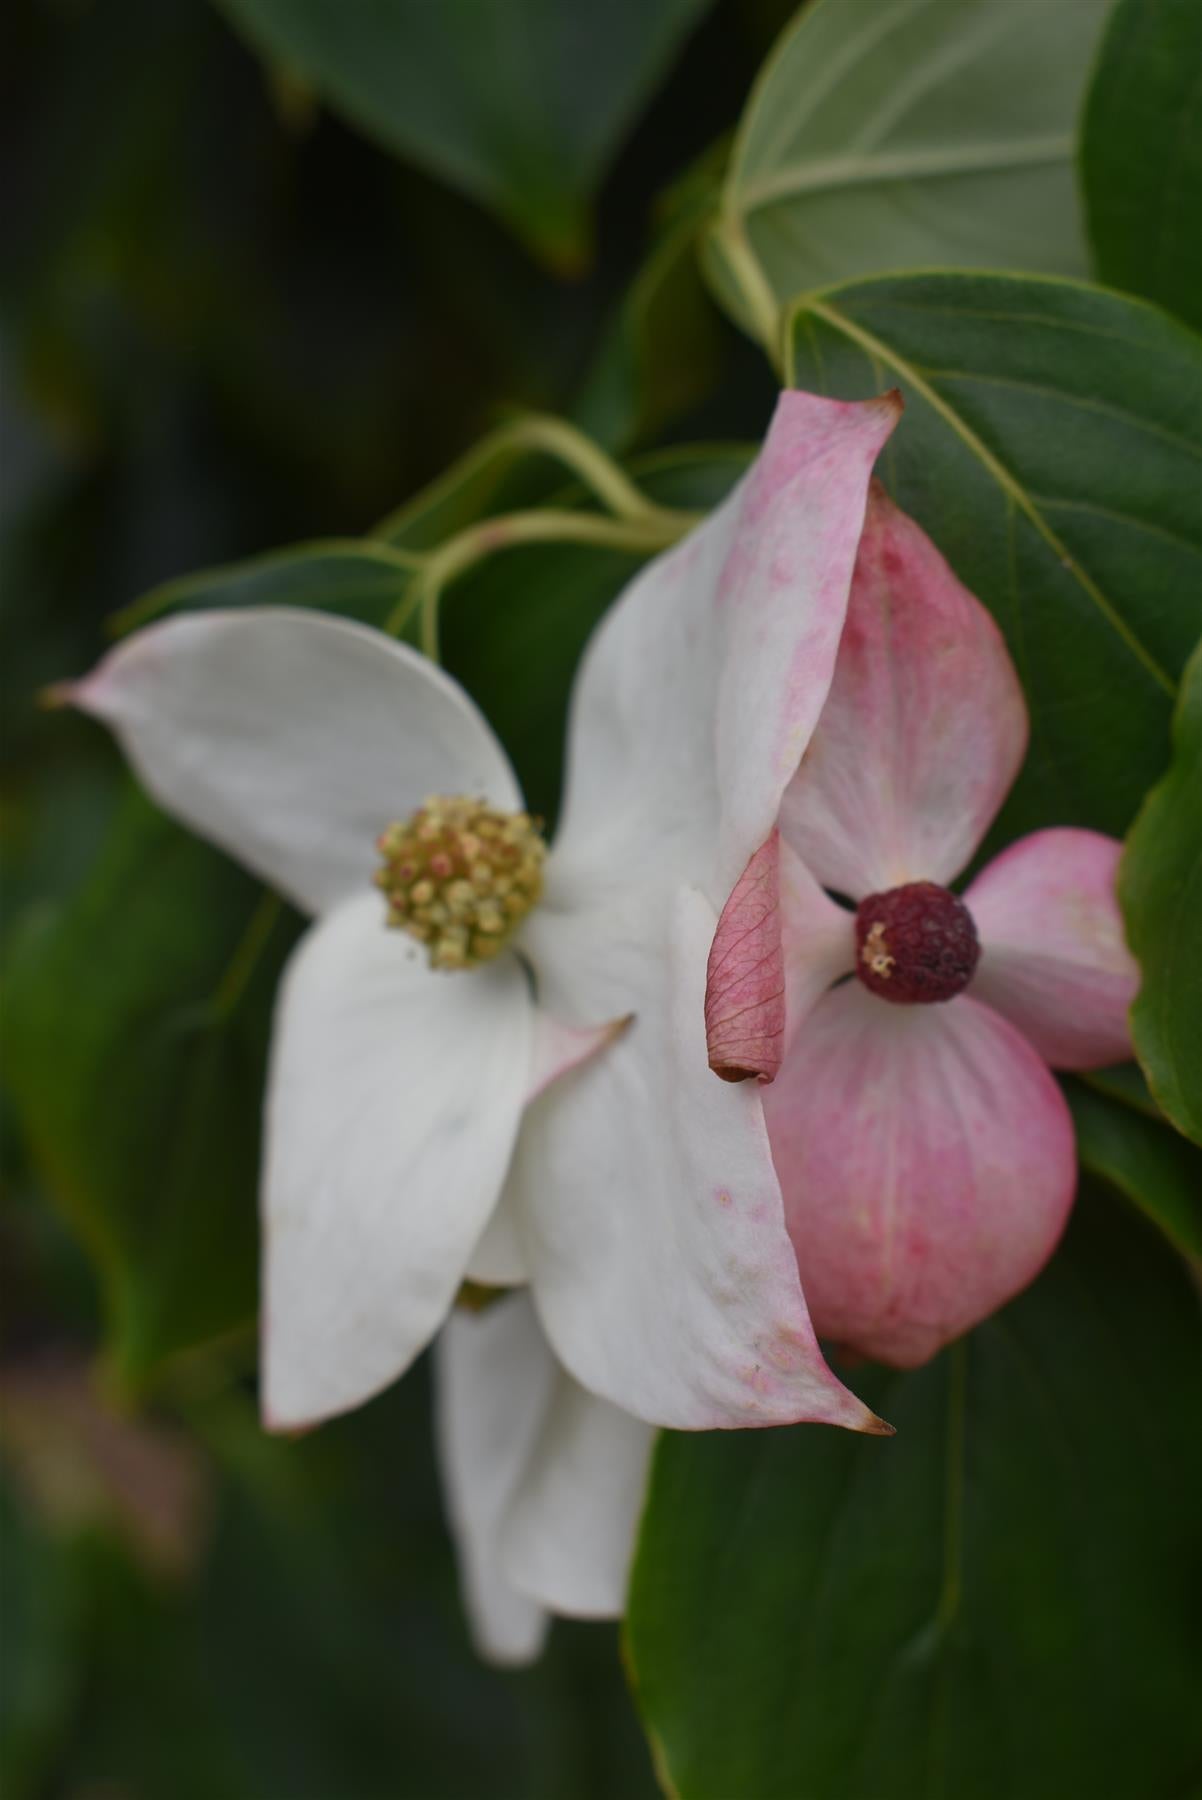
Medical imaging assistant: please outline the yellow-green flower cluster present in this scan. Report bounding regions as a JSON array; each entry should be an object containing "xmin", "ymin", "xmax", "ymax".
[{"xmin": 375, "ymin": 794, "xmax": 546, "ymax": 971}]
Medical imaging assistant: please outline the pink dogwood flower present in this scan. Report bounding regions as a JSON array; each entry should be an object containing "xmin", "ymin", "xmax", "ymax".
[
  {"xmin": 68, "ymin": 389, "xmax": 905, "ymax": 1459},
  {"xmin": 706, "ymin": 485, "xmax": 1138, "ymax": 1368}
]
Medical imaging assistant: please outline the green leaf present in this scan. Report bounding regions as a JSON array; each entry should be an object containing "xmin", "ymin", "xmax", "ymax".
[
  {"xmin": 1067, "ymin": 1077, "xmax": 1202, "ymax": 1258},
  {"xmin": 573, "ymin": 213, "xmax": 723, "ymax": 453},
  {"xmin": 1081, "ymin": 0, "xmax": 1202, "ymax": 333},
  {"xmin": 786, "ymin": 272, "xmax": 1202, "ymax": 842},
  {"xmin": 188, "ymin": 1386, "xmax": 661, "ymax": 1800},
  {"xmin": 1079, "ymin": 1059, "xmax": 1165, "ymax": 1123},
  {"xmin": 212, "ymin": 0, "xmax": 713, "ymax": 269},
  {"xmin": 4, "ymin": 784, "xmax": 300, "ymax": 1391},
  {"xmin": 1121, "ymin": 636, "xmax": 1202, "ymax": 1146},
  {"xmin": 111, "ymin": 423, "xmax": 726, "ymax": 643},
  {"xmin": 112, "ymin": 541, "xmax": 418, "ymax": 637},
  {"xmin": 708, "ymin": 0, "xmax": 1111, "ymax": 337},
  {"xmin": 112, "ymin": 418, "xmax": 593, "ymax": 637},
  {"xmin": 627, "ymin": 1191, "xmax": 1202, "ymax": 1800},
  {"xmin": 574, "ymin": 144, "xmax": 730, "ymax": 452},
  {"xmin": 0, "ymin": 1475, "xmax": 79, "ymax": 1800}
]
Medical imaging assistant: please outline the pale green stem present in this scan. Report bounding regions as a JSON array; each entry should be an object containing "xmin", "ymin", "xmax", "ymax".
[
  {"xmin": 496, "ymin": 414, "xmax": 683, "ymax": 524},
  {"xmin": 380, "ymin": 505, "xmax": 703, "ymax": 657},
  {"xmin": 211, "ymin": 891, "xmax": 283, "ymax": 1021},
  {"xmin": 713, "ymin": 212, "xmax": 785, "ymax": 376}
]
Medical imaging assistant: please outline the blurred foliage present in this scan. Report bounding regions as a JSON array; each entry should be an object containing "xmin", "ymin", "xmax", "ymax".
[
  {"xmin": 213, "ymin": 0, "xmax": 717, "ymax": 270},
  {"xmin": 6, "ymin": 786, "xmax": 300, "ymax": 1392},
  {"xmin": 1, "ymin": 1365, "xmax": 661, "ymax": 1799},
  {"xmin": 1121, "ymin": 638, "xmax": 1202, "ymax": 1147},
  {"xmin": 1068, "ymin": 1076, "xmax": 1202, "ymax": 1256}
]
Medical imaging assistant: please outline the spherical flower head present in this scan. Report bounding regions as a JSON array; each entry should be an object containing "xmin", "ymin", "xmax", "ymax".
[
  {"xmin": 376, "ymin": 795, "xmax": 546, "ymax": 971},
  {"xmin": 854, "ymin": 881, "xmax": 980, "ymax": 1004}
]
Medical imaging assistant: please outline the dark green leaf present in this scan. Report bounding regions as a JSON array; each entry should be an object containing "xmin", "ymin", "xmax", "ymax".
[
  {"xmin": 4, "ymin": 784, "xmax": 301, "ymax": 1391},
  {"xmin": 188, "ymin": 1383, "xmax": 660, "ymax": 1800},
  {"xmin": 627, "ymin": 1191, "xmax": 1202, "ymax": 1800},
  {"xmin": 1121, "ymin": 636, "xmax": 1202, "ymax": 1145},
  {"xmin": 111, "ymin": 420, "xmax": 589, "ymax": 636},
  {"xmin": 1067, "ymin": 1077, "xmax": 1202, "ymax": 1258},
  {"xmin": 0, "ymin": 1475, "xmax": 79, "ymax": 1800},
  {"xmin": 112, "ymin": 540, "xmax": 418, "ymax": 637},
  {"xmin": 574, "ymin": 215, "xmax": 723, "ymax": 453},
  {"xmin": 1081, "ymin": 0, "xmax": 1202, "ymax": 332},
  {"xmin": 213, "ymin": 0, "xmax": 713, "ymax": 268},
  {"xmin": 1079, "ymin": 1059, "xmax": 1165, "ymax": 1123},
  {"xmin": 708, "ymin": 0, "xmax": 1110, "ymax": 336},
  {"xmin": 786, "ymin": 273, "xmax": 1202, "ymax": 843},
  {"xmin": 574, "ymin": 144, "xmax": 729, "ymax": 452}
]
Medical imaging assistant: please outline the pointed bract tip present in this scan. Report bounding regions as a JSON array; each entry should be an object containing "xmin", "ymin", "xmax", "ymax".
[
  {"xmin": 860, "ymin": 1411, "xmax": 896, "ymax": 1438},
  {"xmin": 708, "ymin": 1060, "xmax": 774, "ymax": 1085},
  {"xmin": 607, "ymin": 1012, "xmax": 636, "ymax": 1045},
  {"xmin": 37, "ymin": 679, "xmax": 80, "ymax": 712},
  {"xmin": 259, "ymin": 1401, "xmax": 319, "ymax": 1440},
  {"xmin": 879, "ymin": 387, "xmax": 904, "ymax": 416}
]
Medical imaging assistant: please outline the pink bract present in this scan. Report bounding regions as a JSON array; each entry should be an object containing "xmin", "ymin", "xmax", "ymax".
[{"xmin": 707, "ymin": 483, "xmax": 1139, "ymax": 1368}]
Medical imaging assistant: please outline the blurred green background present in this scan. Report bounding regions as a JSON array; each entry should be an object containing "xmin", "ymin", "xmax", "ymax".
[{"xmin": 0, "ymin": 2, "xmax": 787, "ymax": 1793}]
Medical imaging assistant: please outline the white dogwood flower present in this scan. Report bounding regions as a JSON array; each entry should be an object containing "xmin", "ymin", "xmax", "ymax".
[{"xmin": 72, "ymin": 390, "xmax": 899, "ymax": 1447}]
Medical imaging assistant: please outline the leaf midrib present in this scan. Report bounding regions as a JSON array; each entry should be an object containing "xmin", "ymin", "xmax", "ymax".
[
  {"xmin": 738, "ymin": 134, "xmax": 1072, "ymax": 216},
  {"xmin": 797, "ymin": 295, "xmax": 1178, "ymax": 697}
]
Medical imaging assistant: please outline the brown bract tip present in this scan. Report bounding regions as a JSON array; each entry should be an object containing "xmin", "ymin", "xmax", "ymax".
[
  {"xmin": 260, "ymin": 1413, "xmax": 318, "ymax": 1440},
  {"xmin": 709, "ymin": 1061, "xmax": 765, "ymax": 1084},
  {"xmin": 37, "ymin": 680, "xmax": 77, "ymax": 711},
  {"xmin": 710, "ymin": 1060, "xmax": 777, "ymax": 1084}
]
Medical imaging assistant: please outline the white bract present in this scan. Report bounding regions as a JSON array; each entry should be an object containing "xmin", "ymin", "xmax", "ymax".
[
  {"xmin": 436, "ymin": 1292, "xmax": 656, "ymax": 1661},
  {"xmin": 74, "ymin": 390, "xmax": 900, "ymax": 1648}
]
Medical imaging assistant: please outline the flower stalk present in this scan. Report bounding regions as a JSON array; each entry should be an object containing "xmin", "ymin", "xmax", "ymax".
[
  {"xmin": 710, "ymin": 212, "xmax": 785, "ymax": 374},
  {"xmin": 389, "ymin": 503, "xmax": 704, "ymax": 657},
  {"xmin": 380, "ymin": 412, "xmax": 704, "ymax": 654}
]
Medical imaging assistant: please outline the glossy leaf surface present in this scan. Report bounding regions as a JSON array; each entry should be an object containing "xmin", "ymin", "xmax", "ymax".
[
  {"xmin": 628, "ymin": 1193, "xmax": 1202, "ymax": 1800},
  {"xmin": 1121, "ymin": 637, "xmax": 1202, "ymax": 1146},
  {"xmin": 214, "ymin": 0, "xmax": 712, "ymax": 267},
  {"xmin": 787, "ymin": 273, "xmax": 1202, "ymax": 845},
  {"xmin": 1068, "ymin": 1077, "xmax": 1202, "ymax": 1259},
  {"xmin": 1081, "ymin": 0, "xmax": 1202, "ymax": 332},
  {"xmin": 4, "ymin": 787, "xmax": 300, "ymax": 1390},
  {"xmin": 709, "ymin": 0, "xmax": 1110, "ymax": 334}
]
